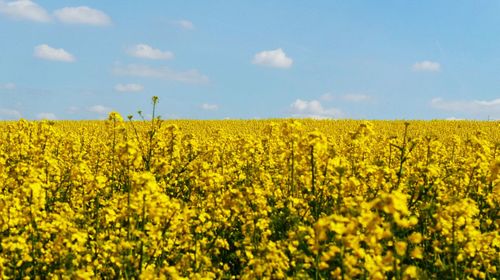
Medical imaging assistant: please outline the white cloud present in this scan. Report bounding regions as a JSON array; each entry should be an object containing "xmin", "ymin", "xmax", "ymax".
[
  {"xmin": 342, "ymin": 93, "xmax": 371, "ymax": 102},
  {"xmin": 252, "ymin": 48, "xmax": 293, "ymax": 69},
  {"xmin": 475, "ymin": 99, "xmax": 500, "ymax": 106},
  {"xmin": 127, "ymin": 44, "xmax": 174, "ymax": 60},
  {"xmin": 290, "ymin": 99, "xmax": 343, "ymax": 119},
  {"xmin": 34, "ymin": 44, "xmax": 75, "ymax": 62},
  {"xmin": 173, "ymin": 19, "xmax": 194, "ymax": 30},
  {"xmin": 201, "ymin": 103, "xmax": 218, "ymax": 111},
  {"xmin": 88, "ymin": 105, "xmax": 112, "ymax": 115},
  {"xmin": 0, "ymin": 82, "xmax": 15, "ymax": 90},
  {"xmin": 0, "ymin": 0, "xmax": 51, "ymax": 22},
  {"xmin": 36, "ymin": 112, "xmax": 56, "ymax": 120},
  {"xmin": 114, "ymin": 83, "xmax": 144, "ymax": 92},
  {"xmin": 53, "ymin": 6, "xmax": 111, "ymax": 26},
  {"xmin": 320, "ymin": 93, "xmax": 334, "ymax": 101},
  {"xmin": 67, "ymin": 106, "xmax": 80, "ymax": 114},
  {"xmin": 0, "ymin": 108, "xmax": 21, "ymax": 119},
  {"xmin": 412, "ymin": 61, "xmax": 441, "ymax": 72},
  {"xmin": 430, "ymin": 97, "xmax": 500, "ymax": 119},
  {"xmin": 113, "ymin": 64, "xmax": 209, "ymax": 84}
]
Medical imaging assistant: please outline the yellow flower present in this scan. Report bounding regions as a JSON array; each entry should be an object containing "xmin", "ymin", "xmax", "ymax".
[
  {"xmin": 395, "ymin": 241, "xmax": 408, "ymax": 256},
  {"xmin": 410, "ymin": 246, "xmax": 423, "ymax": 259},
  {"xmin": 107, "ymin": 111, "xmax": 124, "ymax": 122},
  {"xmin": 408, "ymin": 232, "xmax": 423, "ymax": 244},
  {"xmin": 403, "ymin": 266, "xmax": 418, "ymax": 279}
]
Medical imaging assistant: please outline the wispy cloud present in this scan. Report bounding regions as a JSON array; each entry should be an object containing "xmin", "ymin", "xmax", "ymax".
[
  {"xmin": 0, "ymin": 108, "xmax": 21, "ymax": 119},
  {"xmin": 127, "ymin": 44, "xmax": 174, "ymax": 60},
  {"xmin": 0, "ymin": 82, "xmax": 16, "ymax": 90},
  {"xmin": 320, "ymin": 93, "xmax": 335, "ymax": 101},
  {"xmin": 430, "ymin": 97, "xmax": 500, "ymax": 119},
  {"xmin": 87, "ymin": 105, "xmax": 112, "ymax": 115},
  {"xmin": 412, "ymin": 61, "xmax": 441, "ymax": 72},
  {"xmin": 34, "ymin": 44, "xmax": 75, "ymax": 62},
  {"xmin": 290, "ymin": 99, "xmax": 343, "ymax": 119},
  {"xmin": 67, "ymin": 106, "xmax": 80, "ymax": 114},
  {"xmin": 114, "ymin": 83, "xmax": 144, "ymax": 92},
  {"xmin": 0, "ymin": 0, "xmax": 51, "ymax": 22},
  {"xmin": 113, "ymin": 64, "xmax": 209, "ymax": 84},
  {"xmin": 173, "ymin": 19, "xmax": 194, "ymax": 30},
  {"xmin": 252, "ymin": 48, "xmax": 293, "ymax": 69},
  {"xmin": 201, "ymin": 103, "xmax": 218, "ymax": 111},
  {"xmin": 53, "ymin": 6, "xmax": 111, "ymax": 26},
  {"xmin": 36, "ymin": 112, "xmax": 57, "ymax": 120}
]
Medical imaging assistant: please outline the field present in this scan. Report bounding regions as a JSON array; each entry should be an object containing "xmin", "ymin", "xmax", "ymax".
[{"xmin": 0, "ymin": 114, "xmax": 498, "ymax": 279}]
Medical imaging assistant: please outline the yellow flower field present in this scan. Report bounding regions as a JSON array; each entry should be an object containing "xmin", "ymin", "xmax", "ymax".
[{"xmin": 0, "ymin": 113, "xmax": 498, "ymax": 279}]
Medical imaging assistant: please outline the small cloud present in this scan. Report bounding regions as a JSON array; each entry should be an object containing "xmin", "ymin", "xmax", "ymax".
[
  {"xmin": 34, "ymin": 44, "xmax": 75, "ymax": 62},
  {"xmin": 0, "ymin": 108, "xmax": 21, "ymax": 119},
  {"xmin": 252, "ymin": 48, "xmax": 293, "ymax": 69},
  {"xmin": 173, "ymin": 19, "xmax": 194, "ymax": 30},
  {"xmin": 67, "ymin": 106, "xmax": 80, "ymax": 114},
  {"xmin": 113, "ymin": 64, "xmax": 209, "ymax": 84},
  {"xmin": 0, "ymin": 0, "xmax": 51, "ymax": 22},
  {"xmin": 53, "ymin": 6, "xmax": 111, "ymax": 26},
  {"xmin": 320, "ymin": 93, "xmax": 334, "ymax": 101},
  {"xmin": 127, "ymin": 44, "xmax": 174, "ymax": 60},
  {"xmin": 88, "ymin": 105, "xmax": 112, "ymax": 115},
  {"xmin": 430, "ymin": 97, "xmax": 500, "ymax": 119},
  {"xmin": 412, "ymin": 61, "xmax": 441, "ymax": 72},
  {"xmin": 342, "ymin": 93, "xmax": 370, "ymax": 102},
  {"xmin": 475, "ymin": 99, "xmax": 500, "ymax": 106},
  {"xmin": 1, "ymin": 82, "xmax": 16, "ymax": 90},
  {"xmin": 114, "ymin": 83, "xmax": 144, "ymax": 92},
  {"xmin": 36, "ymin": 112, "xmax": 56, "ymax": 120},
  {"xmin": 290, "ymin": 99, "xmax": 343, "ymax": 119},
  {"xmin": 200, "ymin": 103, "xmax": 218, "ymax": 111}
]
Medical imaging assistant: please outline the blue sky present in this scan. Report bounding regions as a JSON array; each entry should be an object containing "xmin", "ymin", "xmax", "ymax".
[{"xmin": 0, "ymin": 1, "xmax": 499, "ymax": 120}]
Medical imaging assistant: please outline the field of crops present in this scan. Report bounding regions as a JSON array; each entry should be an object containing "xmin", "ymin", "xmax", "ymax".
[{"xmin": 0, "ymin": 113, "xmax": 498, "ymax": 279}]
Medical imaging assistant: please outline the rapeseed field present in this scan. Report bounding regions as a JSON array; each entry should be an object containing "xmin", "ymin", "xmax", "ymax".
[{"xmin": 0, "ymin": 110, "xmax": 498, "ymax": 279}]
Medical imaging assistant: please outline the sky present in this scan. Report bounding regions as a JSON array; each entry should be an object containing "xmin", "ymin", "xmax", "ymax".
[{"xmin": 0, "ymin": 0, "xmax": 499, "ymax": 120}]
